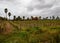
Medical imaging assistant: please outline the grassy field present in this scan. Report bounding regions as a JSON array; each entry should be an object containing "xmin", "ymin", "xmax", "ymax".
[{"xmin": 0, "ymin": 20, "xmax": 60, "ymax": 43}]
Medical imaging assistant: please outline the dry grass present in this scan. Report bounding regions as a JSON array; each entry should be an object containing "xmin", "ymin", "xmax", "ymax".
[{"xmin": 0, "ymin": 20, "xmax": 60, "ymax": 43}]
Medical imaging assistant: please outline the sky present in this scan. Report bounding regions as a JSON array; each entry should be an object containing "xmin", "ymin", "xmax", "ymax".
[{"xmin": 0, "ymin": 0, "xmax": 60, "ymax": 19}]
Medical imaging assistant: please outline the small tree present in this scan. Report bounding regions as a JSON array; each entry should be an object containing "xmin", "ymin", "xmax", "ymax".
[
  {"xmin": 46, "ymin": 17, "xmax": 48, "ymax": 19},
  {"xmin": 52, "ymin": 16, "xmax": 55, "ymax": 20},
  {"xmin": 23, "ymin": 16, "xmax": 25, "ymax": 20},
  {"xmin": 8, "ymin": 12, "xmax": 11, "ymax": 20},
  {"xmin": 16, "ymin": 16, "xmax": 22, "ymax": 20},
  {"xmin": 31, "ymin": 16, "xmax": 33, "ymax": 20},
  {"xmin": 35, "ymin": 16, "xmax": 38, "ymax": 20},
  {"xmin": 39, "ymin": 16, "xmax": 41, "ymax": 20},
  {"xmin": 50, "ymin": 16, "xmax": 51, "ymax": 20},
  {"xmin": 56, "ymin": 16, "xmax": 60, "ymax": 20},
  {"xmin": 27, "ymin": 17, "xmax": 30, "ymax": 20},
  {"xmin": 13, "ymin": 15, "xmax": 16, "ymax": 20},
  {"xmin": 4, "ymin": 8, "xmax": 8, "ymax": 20}
]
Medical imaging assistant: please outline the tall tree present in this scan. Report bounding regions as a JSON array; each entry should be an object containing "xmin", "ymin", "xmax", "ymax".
[
  {"xmin": 8, "ymin": 12, "xmax": 11, "ymax": 20},
  {"xmin": 4, "ymin": 8, "xmax": 8, "ymax": 20}
]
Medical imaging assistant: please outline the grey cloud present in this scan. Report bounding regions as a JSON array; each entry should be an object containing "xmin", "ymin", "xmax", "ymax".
[
  {"xmin": 51, "ymin": 7, "xmax": 60, "ymax": 16},
  {"xmin": 27, "ymin": 0, "xmax": 60, "ymax": 17},
  {"xmin": 39, "ymin": 6, "xmax": 60, "ymax": 17},
  {"xmin": 0, "ymin": 0, "xmax": 11, "ymax": 1},
  {"xmin": 0, "ymin": 0, "xmax": 60, "ymax": 18},
  {"xmin": 35, "ymin": 4, "xmax": 53, "ymax": 9},
  {"xmin": 27, "ymin": 7, "xmax": 34, "ymax": 11},
  {"xmin": 27, "ymin": 0, "xmax": 54, "ymax": 11}
]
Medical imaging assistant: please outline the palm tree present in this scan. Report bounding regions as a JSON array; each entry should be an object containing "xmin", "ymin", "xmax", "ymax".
[
  {"xmin": 13, "ymin": 15, "xmax": 16, "ymax": 20},
  {"xmin": 8, "ymin": 12, "xmax": 11, "ymax": 20},
  {"xmin": 23, "ymin": 16, "xmax": 25, "ymax": 20},
  {"xmin": 50, "ymin": 16, "xmax": 51, "ymax": 20},
  {"xmin": 4, "ymin": 8, "xmax": 8, "ymax": 20}
]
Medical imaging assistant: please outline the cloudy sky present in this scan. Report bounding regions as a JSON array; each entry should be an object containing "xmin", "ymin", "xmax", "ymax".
[{"xmin": 0, "ymin": 0, "xmax": 60, "ymax": 18}]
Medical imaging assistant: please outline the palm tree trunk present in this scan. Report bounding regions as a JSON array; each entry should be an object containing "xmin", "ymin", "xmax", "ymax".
[
  {"xmin": 6, "ymin": 13, "xmax": 7, "ymax": 20},
  {"xmin": 9, "ymin": 16, "xmax": 10, "ymax": 21}
]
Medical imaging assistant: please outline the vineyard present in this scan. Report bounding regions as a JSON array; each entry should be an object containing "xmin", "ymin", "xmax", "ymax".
[{"xmin": 0, "ymin": 20, "xmax": 60, "ymax": 43}]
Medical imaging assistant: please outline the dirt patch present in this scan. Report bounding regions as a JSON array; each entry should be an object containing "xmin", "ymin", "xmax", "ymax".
[{"xmin": 3, "ymin": 22, "xmax": 13, "ymax": 35}]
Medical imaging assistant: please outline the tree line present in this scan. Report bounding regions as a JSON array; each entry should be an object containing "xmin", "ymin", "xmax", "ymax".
[{"xmin": 0, "ymin": 8, "xmax": 60, "ymax": 21}]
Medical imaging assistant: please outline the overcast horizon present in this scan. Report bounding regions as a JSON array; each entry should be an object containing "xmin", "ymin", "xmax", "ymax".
[{"xmin": 0, "ymin": 0, "xmax": 60, "ymax": 19}]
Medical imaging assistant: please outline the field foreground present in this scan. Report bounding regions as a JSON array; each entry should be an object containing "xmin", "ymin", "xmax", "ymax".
[{"xmin": 0, "ymin": 20, "xmax": 60, "ymax": 43}]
